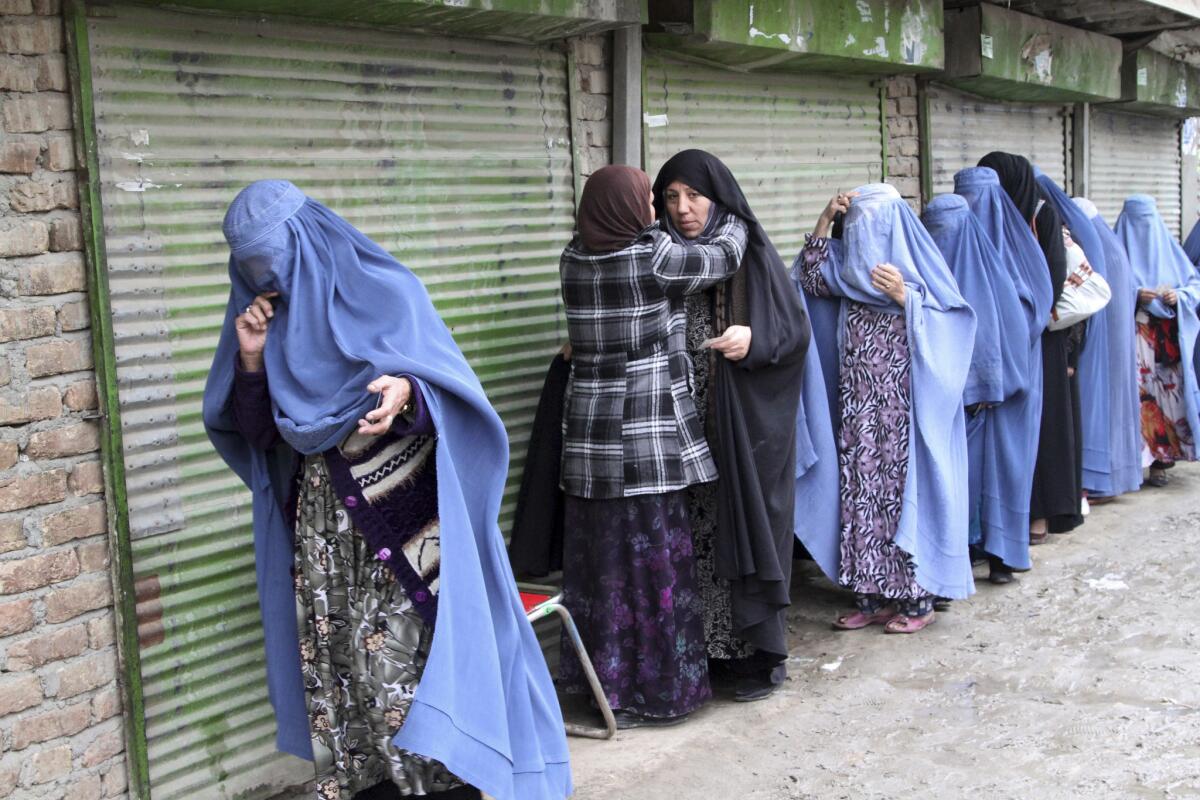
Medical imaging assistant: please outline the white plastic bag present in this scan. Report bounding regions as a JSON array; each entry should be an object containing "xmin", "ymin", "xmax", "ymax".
[{"xmin": 1048, "ymin": 231, "xmax": 1111, "ymax": 331}]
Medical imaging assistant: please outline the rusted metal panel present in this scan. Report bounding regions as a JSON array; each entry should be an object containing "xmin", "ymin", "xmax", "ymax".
[
  {"xmin": 643, "ymin": 50, "xmax": 885, "ymax": 259},
  {"xmin": 646, "ymin": 0, "xmax": 943, "ymax": 75},
  {"xmin": 927, "ymin": 84, "xmax": 1070, "ymax": 197},
  {"xmin": 1090, "ymin": 108, "xmax": 1182, "ymax": 235},
  {"xmin": 943, "ymin": 3, "xmax": 1123, "ymax": 103},
  {"xmin": 87, "ymin": 5, "xmax": 575, "ymax": 797}
]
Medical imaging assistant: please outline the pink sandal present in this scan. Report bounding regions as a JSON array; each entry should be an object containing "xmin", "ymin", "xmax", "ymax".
[
  {"xmin": 832, "ymin": 607, "xmax": 897, "ymax": 630},
  {"xmin": 883, "ymin": 612, "xmax": 935, "ymax": 634}
]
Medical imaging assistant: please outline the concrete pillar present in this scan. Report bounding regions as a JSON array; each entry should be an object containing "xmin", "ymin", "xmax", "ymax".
[
  {"xmin": 1071, "ymin": 103, "xmax": 1090, "ymax": 198},
  {"xmin": 612, "ymin": 24, "xmax": 642, "ymax": 168}
]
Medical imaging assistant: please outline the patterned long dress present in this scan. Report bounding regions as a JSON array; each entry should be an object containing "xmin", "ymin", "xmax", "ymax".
[
  {"xmin": 684, "ymin": 290, "xmax": 755, "ymax": 662},
  {"xmin": 1135, "ymin": 310, "xmax": 1195, "ymax": 465},
  {"xmin": 295, "ymin": 454, "xmax": 462, "ymax": 800},
  {"xmin": 797, "ymin": 236, "xmax": 932, "ymax": 617},
  {"xmin": 231, "ymin": 366, "xmax": 467, "ymax": 799}
]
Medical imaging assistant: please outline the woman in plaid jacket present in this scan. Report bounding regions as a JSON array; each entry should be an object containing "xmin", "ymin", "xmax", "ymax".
[{"xmin": 556, "ymin": 165, "xmax": 748, "ymax": 730}]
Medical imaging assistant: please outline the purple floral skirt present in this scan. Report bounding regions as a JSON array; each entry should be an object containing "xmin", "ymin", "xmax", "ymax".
[{"xmin": 559, "ymin": 490, "xmax": 711, "ymax": 718}]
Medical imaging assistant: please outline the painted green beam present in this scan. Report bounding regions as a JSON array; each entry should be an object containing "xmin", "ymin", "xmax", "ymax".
[
  {"xmin": 135, "ymin": 0, "xmax": 643, "ymax": 41},
  {"xmin": 943, "ymin": 3, "xmax": 1122, "ymax": 104},
  {"xmin": 1111, "ymin": 48, "xmax": 1200, "ymax": 117},
  {"xmin": 646, "ymin": 0, "xmax": 944, "ymax": 75}
]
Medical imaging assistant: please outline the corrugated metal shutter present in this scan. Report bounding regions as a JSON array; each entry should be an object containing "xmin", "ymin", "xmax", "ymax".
[
  {"xmin": 1090, "ymin": 108, "xmax": 1182, "ymax": 234},
  {"xmin": 643, "ymin": 52, "xmax": 884, "ymax": 260},
  {"xmin": 85, "ymin": 6, "xmax": 574, "ymax": 798},
  {"xmin": 928, "ymin": 85, "xmax": 1070, "ymax": 196}
]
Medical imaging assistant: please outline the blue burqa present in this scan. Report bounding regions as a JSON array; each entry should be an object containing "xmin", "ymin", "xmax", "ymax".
[
  {"xmin": 815, "ymin": 183, "xmax": 977, "ymax": 599},
  {"xmin": 922, "ymin": 194, "xmax": 1030, "ymax": 569},
  {"xmin": 1115, "ymin": 195, "xmax": 1200, "ymax": 454},
  {"xmin": 1184, "ymin": 216, "xmax": 1200, "ymax": 265},
  {"xmin": 1072, "ymin": 197, "xmax": 1143, "ymax": 496},
  {"xmin": 202, "ymin": 181, "xmax": 572, "ymax": 800},
  {"xmin": 954, "ymin": 167, "xmax": 1053, "ymax": 564},
  {"xmin": 786, "ymin": 264, "xmax": 841, "ymax": 581},
  {"xmin": 1035, "ymin": 170, "xmax": 1118, "ymax": 496}
]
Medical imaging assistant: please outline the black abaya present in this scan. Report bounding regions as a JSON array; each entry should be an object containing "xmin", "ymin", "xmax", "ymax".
[{"xmin": 652, "ymin": 149, "xmax": 810, "ymax": 660}]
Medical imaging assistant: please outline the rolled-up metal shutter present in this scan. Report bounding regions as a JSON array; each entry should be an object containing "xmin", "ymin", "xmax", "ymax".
[
  {"xmin": 643, "ymin": 51, "xmax": 884, "ymax": 261},
  {"xmin": 84, "ymin": 6, "xmax": 574, "ymax": 798},
  {"xmin": 1089, "ymin": 108, "xmax": 1182, "ymax": 234},
  {"xmin": 928, "ymin": 85, "xmax": 1070, "ymax": 196}
]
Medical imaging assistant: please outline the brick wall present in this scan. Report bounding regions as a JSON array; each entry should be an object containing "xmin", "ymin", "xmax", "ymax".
[
  {"xmin": 570, "ymin": 33, "xmax": 612, "ymax": 178},
  {"xmin": 0, "ymin": 4, "xmax": 127, "ymax": 799},
  {"xmin": 885, "ymin": 75, "xmax": 922, "ymax": 212}
]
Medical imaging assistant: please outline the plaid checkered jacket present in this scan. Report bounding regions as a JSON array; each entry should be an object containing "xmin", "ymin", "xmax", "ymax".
[{"xmin": 559, "ymin": 215, "xmax": 749, "ymax": 499}]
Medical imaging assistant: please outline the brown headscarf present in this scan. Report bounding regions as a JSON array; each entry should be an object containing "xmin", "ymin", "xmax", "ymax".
[{"xmin": 576, "ymin": 165, "xmax": 653, "ymax": 253}]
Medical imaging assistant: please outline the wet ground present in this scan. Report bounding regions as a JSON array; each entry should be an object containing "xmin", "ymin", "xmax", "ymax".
[{"xmin": 567, "ymin": 463, "xmax": 1200, "ymax": 799}]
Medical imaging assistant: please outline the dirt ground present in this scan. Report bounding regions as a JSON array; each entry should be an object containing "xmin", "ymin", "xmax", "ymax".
[{"xmin": 566, "ymin": 463, "xmax": 1200, "ymax": 800}]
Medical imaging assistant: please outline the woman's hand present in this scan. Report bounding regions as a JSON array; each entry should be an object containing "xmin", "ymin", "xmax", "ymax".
[
  {"xmin": 1162, "ymin": 288, "xmax": 1179, "ymax": 307},
  {"xmin": 871, "ymin": 263, "xmax": 906, "ymax": 307},
  {"xmin": 235, "ymin": 292, "xmax": 279, "ymax": 372},
  {"xmin": 814, "ymin": 191, "xmax": 857, "ymax": 238},
  {"xmin": 358, "ymin": 375, "xmax": 413, "ymax": 436},
  {"xmin": 1137, "ymin": 288, "xmax": 1159, "ymax": 306},
  {"xmin": 707, "ymin": 325, "xmax": 752, "ymax": 362}
]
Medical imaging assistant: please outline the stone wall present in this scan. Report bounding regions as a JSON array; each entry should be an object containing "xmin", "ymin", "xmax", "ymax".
[
  {"xmin": 0, "ymin": 4, "xmax": 126, "ymax": 799},
  {"xmin": 885, "ymin": 75, "xmax": 922, "ymax": 211},
  {"xmin": 570, "ymin": 33, "xmax": 612, "ymax": 178}
]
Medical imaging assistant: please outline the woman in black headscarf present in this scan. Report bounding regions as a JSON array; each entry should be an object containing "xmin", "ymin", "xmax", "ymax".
[
  {"xmin": 652, "ymin": 150, "xmax": 810, "ymax": 701},
  {"xmin": 978, "ymin": 152, "xmax": 1083, "ymax": 543}
]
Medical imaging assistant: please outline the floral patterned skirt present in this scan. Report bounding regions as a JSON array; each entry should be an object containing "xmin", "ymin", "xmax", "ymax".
[
  {"xmin": 835, "ymin": 303, "xmax": 928, "ymax": 606},
  {"xmin": 559, "ymin": 490, "xmax": 711, "ymax": 718},
  {"xmin": 1136, "ymin": 311, "xmax": 1195, "ymax": 465},
  {"xmin": 295, "ymin": 455, "xmax": 463, "ymax": 799}
]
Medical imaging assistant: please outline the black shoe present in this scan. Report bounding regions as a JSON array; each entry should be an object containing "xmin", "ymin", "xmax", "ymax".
[
  {"xmin": 612, "ymin": 710, "xmax": 691, "ymax": 730},
  {"xmin": 354, "ymin": 782, "xmax": 401, "ymax": 800},
  {"xmin": 425, "ymin": 787, "xmax": 483, "ymax": 800},
  {"xmin": 932, "ymin": 596, "xmax": 953, "ymax": 612},
  {"xmin": 988, "ymin": 557, "xmax": 1015, "ymax": 585},
  {"xmin": 734, "ymin": 664, "xmax": 786, "ymax": 703}
]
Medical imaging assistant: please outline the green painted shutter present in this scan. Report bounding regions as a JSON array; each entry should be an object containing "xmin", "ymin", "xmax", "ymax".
[
  {"xmin": 85, "ymin": 6, "xmax": 573, "ymax": 797},
  {"xmin": 928, "ymin": 85, "xmax": 1070, "ymax": 196},
  {"xmin": 1090, "ymin": 108, "xmax": 1182, "ymax": 235},
  {"xmin": 643, "ymin": 52, "xmax": 884, "ymax": 260}
]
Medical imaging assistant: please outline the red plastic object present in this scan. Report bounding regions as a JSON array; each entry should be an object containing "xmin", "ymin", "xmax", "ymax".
[{"xmin": 520, "ymin": 591, "xmax": 551, "ymax": 614}]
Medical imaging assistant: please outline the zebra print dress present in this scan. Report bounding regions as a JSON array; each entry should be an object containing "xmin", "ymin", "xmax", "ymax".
[{"xmin": 798, "ymin": 236, "xmax": 930, "ymax": 608}]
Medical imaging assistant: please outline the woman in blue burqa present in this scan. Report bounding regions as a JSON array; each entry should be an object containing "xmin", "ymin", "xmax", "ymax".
[
  {"xmin": 952, "ymin": 165, "xmax": 1053, "ymax": 572},
  {"xmin": 202, "ymin": 181, "xmax": 572, "ymax": 800},
  {"xmin": 922, "ymin": 193, "xmax": 1031, "ymax": 584},
  {"xmin": 1071, "ymin": 196, "xmax": 1142, "ymax": 498},
  {"xmin": 1115, "ymin": 194, "xmax": 1200, "ymax": 486},
  {"xmin": 1036, "ymin": 172, "xmax": 1141, "ymax": 504},
  {"xmin": 651, "ymin": 150, "xmax": 813, "ymax": 700},
  {"xmin": 797, "ymin": 183, "xmax": 976, "ymax": 634},
  {"xmin": 978, "ymin": 152, "xmax": 1084, "ymax": 541}
]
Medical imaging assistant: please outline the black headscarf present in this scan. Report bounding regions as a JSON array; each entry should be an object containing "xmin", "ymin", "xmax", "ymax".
[
  {"xmin": 652, "ymin": 149, "xmax": 810, "ymax": 660},
  {"xmin": 979, "ymin": 151, "xmax": 1068, "ymax": 305}
]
